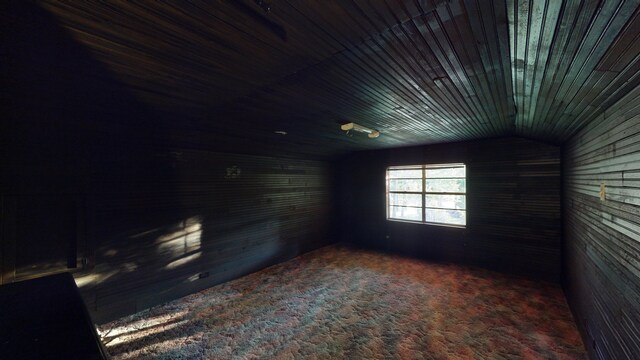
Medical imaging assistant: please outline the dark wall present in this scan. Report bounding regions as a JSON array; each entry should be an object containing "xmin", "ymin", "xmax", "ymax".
[
  {"xmin": 1, "ymin": 2, "xmax": 334, "ymax": 323},
  {"xmin": 338, "ymin": 137, "xmax": 562, "ymax": 282},
  {"xmin": 563, "ymin": 84, "xmax": 640, "ymax": 359},
  {"xmin": 2, "ymin": 148, "xmax": 334, "ymax": 324}
]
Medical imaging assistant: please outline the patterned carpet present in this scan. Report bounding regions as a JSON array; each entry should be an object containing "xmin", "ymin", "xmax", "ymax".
[{"xmin": 97, "ymin": 245, "xmax": 586, "ymax": 359}]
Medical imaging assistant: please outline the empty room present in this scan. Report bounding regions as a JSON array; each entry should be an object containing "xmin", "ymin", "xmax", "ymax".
[{"xmin": 1, "ymin": 1, "xmax": 639, "ymax": 359}]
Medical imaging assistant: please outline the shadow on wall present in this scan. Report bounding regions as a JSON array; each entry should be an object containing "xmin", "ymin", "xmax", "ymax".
[
  {"xmin": 0, "ymin": 1, "xmax": 296, "ymax": 319},
  {"xmin": 2, "ymin": 1, "xmax": 332, "ymax": 324},
  {"xmin": 76, "ymin": 213, "xmax": 293, "ymax": 321},
  {"xmin": 1, "ymin": 0, "xmax": 180, "ymax": 297}
]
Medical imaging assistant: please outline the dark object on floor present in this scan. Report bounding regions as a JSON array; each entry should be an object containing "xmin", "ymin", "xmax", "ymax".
[{"xmin": 0, "ymin": 272, "xmax": 108, "ymax": 360}]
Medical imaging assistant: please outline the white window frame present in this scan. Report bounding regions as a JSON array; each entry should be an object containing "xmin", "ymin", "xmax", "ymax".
[{"xmin": 386, "ymin": 163, "xmax": 466, "ymax": 227}]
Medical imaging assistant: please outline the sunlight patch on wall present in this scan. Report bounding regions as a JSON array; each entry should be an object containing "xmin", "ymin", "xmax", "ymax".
[
  {"xmin": 74, "ymin": 269, "xmax": 120, "ymax": 288},
  {"xmin": 165, "ymin": 252, "xmax": 202, "ymax": 270},
  {"xmin": 75, "ymin": 217, "xmax": 204, "ymax": 288},
  {"xmin": 74, "ymin": 261, "xmax": 139, "ymax": 288},
  {"xmin": 156, "ymin": 216, "xmax": 202, "ymax": 259}
]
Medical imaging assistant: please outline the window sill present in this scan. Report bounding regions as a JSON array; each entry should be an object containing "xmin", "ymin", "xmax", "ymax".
[{"xmin": 386, "ymin": 218, "xmax": 466, "ymax": 229}]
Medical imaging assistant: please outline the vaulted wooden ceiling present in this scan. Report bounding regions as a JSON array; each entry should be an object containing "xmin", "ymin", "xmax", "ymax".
[{"xmin": 37, "ymin": 0, "xmax": 640, "ymax": 158}]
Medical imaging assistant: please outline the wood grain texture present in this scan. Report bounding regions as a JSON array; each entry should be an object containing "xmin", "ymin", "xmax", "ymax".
[
  {"xmin": 2, "ymin": 143, "xmax": 335, "ymax": 324},
  {"xmin": 1, "ymin": 0, "xmax": 633, "ymax": 158},
  {"xmin": 563, "ymin": 83, "xmax": 640, "ymax": 360},
  {"xmin": 2, "ymin": 2, "xmax": 640, "ymax": 352},
  {"xmin": 0, "ymin": 2, "xmax": 336, "ymax": 323},
  {"xmin": 338, "ymin": 137, "xmax": 562, "ymax": 282},
  {"xmin": 80, "ymin": 150, "xmax": 335, "ymax": 323}
]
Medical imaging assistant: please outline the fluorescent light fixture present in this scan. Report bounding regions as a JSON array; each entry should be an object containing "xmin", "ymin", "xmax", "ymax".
[{"xmin": 341, "ymin": 122, "xmax": 380, "ymax": 138}]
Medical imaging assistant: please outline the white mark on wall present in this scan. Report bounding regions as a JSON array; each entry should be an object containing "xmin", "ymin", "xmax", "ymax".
[
  {"xmin": 599, "ymin": 182, "xmax": 606, "ymax": 201},
  {"xmin": 225, "ymin": 165, "xmax": 241, "ymax": 179}
]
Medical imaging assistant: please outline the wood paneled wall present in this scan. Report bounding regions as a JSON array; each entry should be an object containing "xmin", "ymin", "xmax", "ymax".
[
  {"xmin": 86, "ymin": 151, "xmax": 334, "ymax": 323},
  {"xmin": 1, "ymin": 1, "xmax": 335, "ymax": 323},
  {"xmin": 563, "ymin": 83, "xmax": 640, "ymax": 359},
  {"xmin": 1, "ymin": 144, "xmax": 334, "ymax": 323},
  {"xmin": 338, "ymin": 137, "xmax": 562, "ymax": 282}
]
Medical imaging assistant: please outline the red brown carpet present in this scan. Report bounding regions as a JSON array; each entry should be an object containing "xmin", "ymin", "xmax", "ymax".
[{"xmin": 98, "ymin": 245, "xmax": 586, "ymax": 359}]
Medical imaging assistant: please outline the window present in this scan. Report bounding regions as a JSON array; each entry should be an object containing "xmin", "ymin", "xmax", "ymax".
[{"xmin": 386, "ymin": 163, "xmax": 466, "ymax": 227}]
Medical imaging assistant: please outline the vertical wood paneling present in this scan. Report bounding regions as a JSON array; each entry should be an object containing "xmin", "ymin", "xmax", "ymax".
[
  {"xmin": 339, "ymin": 137, "xmax": 562, "ymax": 282},
  {"xmin": 564, "ymin": 83, "xmax": 640, "ymax": 360}
]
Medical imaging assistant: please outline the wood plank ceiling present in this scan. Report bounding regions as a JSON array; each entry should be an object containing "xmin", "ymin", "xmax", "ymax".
[{"xmin": 35, "ymin": 0, "xmax": 640, "ymax": 158}]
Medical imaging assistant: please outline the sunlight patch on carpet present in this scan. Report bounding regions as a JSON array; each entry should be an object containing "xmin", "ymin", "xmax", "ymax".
[{"xmin": 98, "ymin": 245, "xmax": 586, "ymax": 359}]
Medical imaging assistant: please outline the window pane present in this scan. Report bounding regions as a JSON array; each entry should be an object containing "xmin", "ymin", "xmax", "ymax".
[
  {"xmin": 424, "ymin": 195, "xmax": 466, "ymax": 209},
  {"xmin": 388, "ymin": 193, "xmax": 422, "ymax": 207},
  {"xmin": 425, "ymin": 178, "xmax": 466, "ymax": 193},
  {"xmin": 388, "ymin": 169, "xmax": 422, "ymax": 179},
  {"xmin": 388, "ymin": 179, "xmax": 422, "ymax": 192},
  {"xmin": 386, "ymin": 163, "xmax": 466, "ymax": 228},
  {"xmin": 425, "ymin": 167, "xmax": 465, "ymax": 178},
  {"xmin": 388, "ymin": 206, "xmax": 422, "ymax": 221},
  {"xmin": 425, "ymin": 209, "xmax": 466, "ymax": 225}
]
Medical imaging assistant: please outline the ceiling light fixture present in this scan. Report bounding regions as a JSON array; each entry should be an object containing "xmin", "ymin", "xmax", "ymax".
[{"xmin": 341, "ymin": 122, "xmax": 380, "ymax": 138}]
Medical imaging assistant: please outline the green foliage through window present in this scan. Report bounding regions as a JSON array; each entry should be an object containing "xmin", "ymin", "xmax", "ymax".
[{"xmin": 386, "ymin": 164, "xmax": 466, "ymax": 227}]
